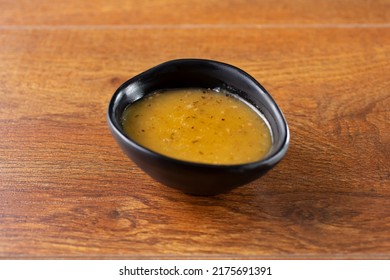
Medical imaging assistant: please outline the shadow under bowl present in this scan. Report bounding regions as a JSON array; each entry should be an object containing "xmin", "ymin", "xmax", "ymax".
[{"xmin": 107, "ymin": 59, "xmax": 289, "ymax": 195}]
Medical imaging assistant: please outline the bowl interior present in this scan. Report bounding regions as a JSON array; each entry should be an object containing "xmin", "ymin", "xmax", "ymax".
[{"xmin": 108, "ymin": 59, "xmax": 289, "ymax": 167}]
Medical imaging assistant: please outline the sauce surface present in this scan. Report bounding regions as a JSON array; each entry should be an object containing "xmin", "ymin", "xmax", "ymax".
[{"xmin": 121, "ymin": 88, "xmax": 272, "ymax": 164}]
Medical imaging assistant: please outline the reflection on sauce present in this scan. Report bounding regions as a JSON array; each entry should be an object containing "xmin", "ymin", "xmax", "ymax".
[{"xmin": 121, "ymin": 88, "xmax": 272, "ymax": 164}]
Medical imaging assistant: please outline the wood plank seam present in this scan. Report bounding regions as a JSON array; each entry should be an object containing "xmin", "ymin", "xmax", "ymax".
[{"xmin": 0, "ymin": 23, "xmax": 390, "ymax": 30}]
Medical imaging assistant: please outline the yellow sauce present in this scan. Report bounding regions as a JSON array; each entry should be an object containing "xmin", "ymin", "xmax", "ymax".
[{"xmin": 121, "ymin": 88, "xmax": 272, "ymax": 164}]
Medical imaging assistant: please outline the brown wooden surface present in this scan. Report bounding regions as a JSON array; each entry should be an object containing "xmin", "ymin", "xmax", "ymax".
[
  {"xmin": 0, "ymin": 0, "xmax": 389, "ymax": 259},
  {"xmin": 1, "ymin": 0, "xmax": 390, "ymax": 25}
]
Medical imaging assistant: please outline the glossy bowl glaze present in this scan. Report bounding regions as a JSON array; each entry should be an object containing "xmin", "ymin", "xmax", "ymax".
[{"xmin": 107, "ymin": 59, "xmax": 289, "ymax": 195}]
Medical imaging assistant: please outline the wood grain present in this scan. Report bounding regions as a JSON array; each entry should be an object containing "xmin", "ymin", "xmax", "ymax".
[
  {"xmin": 0, "ymin": 0, "xmax": 389, "ymax": 25},
  {"xmin": 0, "ymin": 1, "xmax": 390, "ymax": 259}
]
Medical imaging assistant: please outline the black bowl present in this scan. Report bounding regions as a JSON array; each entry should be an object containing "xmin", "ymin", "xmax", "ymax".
[{"xmin": 107, "ymin": 59, "xmax": 289, "ymax": 195}]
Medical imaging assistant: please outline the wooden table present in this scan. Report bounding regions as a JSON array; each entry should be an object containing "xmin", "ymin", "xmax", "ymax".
[{"xmin": 1, "ymin": 0, "xmax": 389, "ymax": 259}]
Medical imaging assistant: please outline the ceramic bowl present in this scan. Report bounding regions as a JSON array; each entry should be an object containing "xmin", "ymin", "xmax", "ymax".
[{"xmin": 107, "ymin": 59, "xmax": 289, "ymax": 195}]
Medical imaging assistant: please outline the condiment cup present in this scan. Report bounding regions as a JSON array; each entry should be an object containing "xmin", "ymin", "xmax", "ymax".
[{"xmin": 107, "ymin": 59, "xmax": 289, "ymax": 195}]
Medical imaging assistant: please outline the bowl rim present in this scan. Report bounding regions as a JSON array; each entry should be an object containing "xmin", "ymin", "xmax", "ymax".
[{"xmin": 107, "ymin": 58, "xmax": 290, "ymax": 170}]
